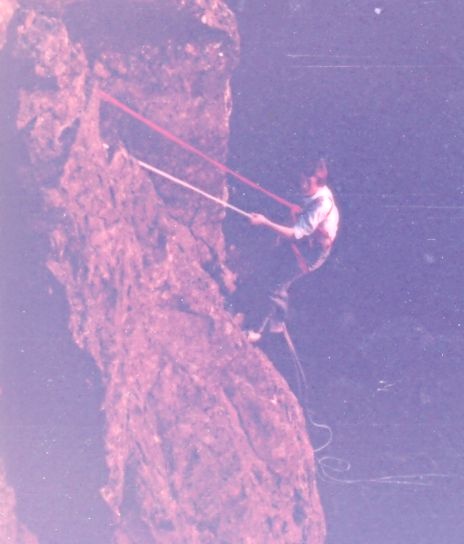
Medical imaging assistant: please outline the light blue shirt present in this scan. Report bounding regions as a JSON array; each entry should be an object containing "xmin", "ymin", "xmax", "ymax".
[{"xmin": 294, "ymin": 185, "xmax": 339, "ymax": 241}]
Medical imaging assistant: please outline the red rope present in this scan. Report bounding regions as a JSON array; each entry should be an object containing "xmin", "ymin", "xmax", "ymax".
[{"xmin": 98, "ymin": 90, "xmax": 300, "ymax": 213}]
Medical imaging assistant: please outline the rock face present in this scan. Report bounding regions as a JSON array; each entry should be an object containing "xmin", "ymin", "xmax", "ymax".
[
  {"xmin": 0, "ymin": 0, "xmax": 17, "ymax": 48},
  {"xmin": 3, "ymin": 1, "xmax": 326, "ymax": 542},
  {"xmin": 0, "ymin": 461, "xmax": 38, "ymax": 544}
]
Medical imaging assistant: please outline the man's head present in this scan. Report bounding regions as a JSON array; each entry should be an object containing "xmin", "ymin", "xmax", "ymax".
[{"xmin": 298, "ymin": 158, "xmax": 328, "ymax": 196}]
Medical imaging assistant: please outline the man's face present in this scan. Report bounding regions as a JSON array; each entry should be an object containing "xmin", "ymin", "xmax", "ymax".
[{"xmin": 299, "ymin": 172, "xmax": 318, "ymax": 195}]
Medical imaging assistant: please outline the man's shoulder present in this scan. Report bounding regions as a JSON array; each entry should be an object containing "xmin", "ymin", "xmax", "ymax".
[
  {"xmin": 304, "ymin": 186, "xmax": 333, "ymax": 210},
  {"xmin": 318, "ymin": 185, "xmax": 335, "ymax": 199}
]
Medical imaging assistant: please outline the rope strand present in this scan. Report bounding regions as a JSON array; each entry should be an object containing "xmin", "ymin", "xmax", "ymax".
[
  {"xmin": 99, "ymin": 90, "xmax": 299, "ymax": 212},
  {"xmin": 137, "ymin": 159, "xmax": 251, "ymax": 218}
]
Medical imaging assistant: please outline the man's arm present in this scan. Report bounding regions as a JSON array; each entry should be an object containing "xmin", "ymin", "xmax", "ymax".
[
  {"xmin": 249, "ymin": 213, "xmax": 295, "ymax": 239},
  {"xmin": 294, "ymin": 196, "xmax": 332, "ymax": 239}
]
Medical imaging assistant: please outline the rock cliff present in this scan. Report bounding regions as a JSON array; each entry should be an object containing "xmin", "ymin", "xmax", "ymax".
[
  {"xmin": 0, "ymin": 462, "xmax": 38, "ymax": 544},
  {"xmin": 1, "ymin": 1, "xmax": 326, "ymax": 542}
]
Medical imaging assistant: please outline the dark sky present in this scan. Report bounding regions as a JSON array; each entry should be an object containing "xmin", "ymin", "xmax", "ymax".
[{"xmin": 225, "ymin": 2, "xmax": 464, "ymax": 543}]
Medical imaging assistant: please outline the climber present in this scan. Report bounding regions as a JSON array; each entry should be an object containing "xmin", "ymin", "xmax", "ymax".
[{"xmin": 246, "ymin": 157, "xmax": 340, "ymax": 343}]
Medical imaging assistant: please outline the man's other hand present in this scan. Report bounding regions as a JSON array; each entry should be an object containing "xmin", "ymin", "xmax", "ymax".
[{"xmin": 249, "ymin": 213, "xmax": 268, "ymax": 226}]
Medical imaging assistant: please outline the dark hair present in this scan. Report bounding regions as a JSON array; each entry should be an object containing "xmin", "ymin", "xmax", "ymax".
[
  {"xmin": 300, "ymin": 156, "xmax": 329, "ymax": 185},
  {"xmin": 300, "ymin": 158, "xmax": 319, "ymax": 176}
]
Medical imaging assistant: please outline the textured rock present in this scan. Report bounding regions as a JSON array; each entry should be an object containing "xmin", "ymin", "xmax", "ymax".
[
  {"xmin": 0, "ymin": 0, "xmax": 17, "ymax": 49},
  {"xmin": 0, "ymin": 461, "xmax": 39, "ymax": 544},
  {"xmin": 6, "ymin": 2, "xmax": 325, "ymax": 542}
]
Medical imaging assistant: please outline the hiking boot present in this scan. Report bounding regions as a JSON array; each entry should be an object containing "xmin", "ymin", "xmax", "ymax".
[{"xmin": 246, "ymin": 330, "xmax": 262, "ymax": 343}]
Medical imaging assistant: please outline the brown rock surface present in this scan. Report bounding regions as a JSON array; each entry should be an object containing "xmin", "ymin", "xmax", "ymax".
[{"xmin": 4, "ymin": 2, "xmax": 326, "ymax": 542}]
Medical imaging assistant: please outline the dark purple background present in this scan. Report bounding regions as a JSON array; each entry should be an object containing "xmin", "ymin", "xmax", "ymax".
[{"xmin": 225, "ymin": 1, "xmax": 464, "ymax": 543}]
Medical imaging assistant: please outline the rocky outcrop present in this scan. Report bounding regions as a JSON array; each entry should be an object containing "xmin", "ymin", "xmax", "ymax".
[
  {"xmin": 0, "ymin": 461, "xmax": 38, "ymax": 544},
  {"xmin": 4, "ymin": 1, "xmax": 325, "ymax": 542},
  {"xmin": 0, "ymin": 0, "xmax": 17, "ymax": 49}
]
